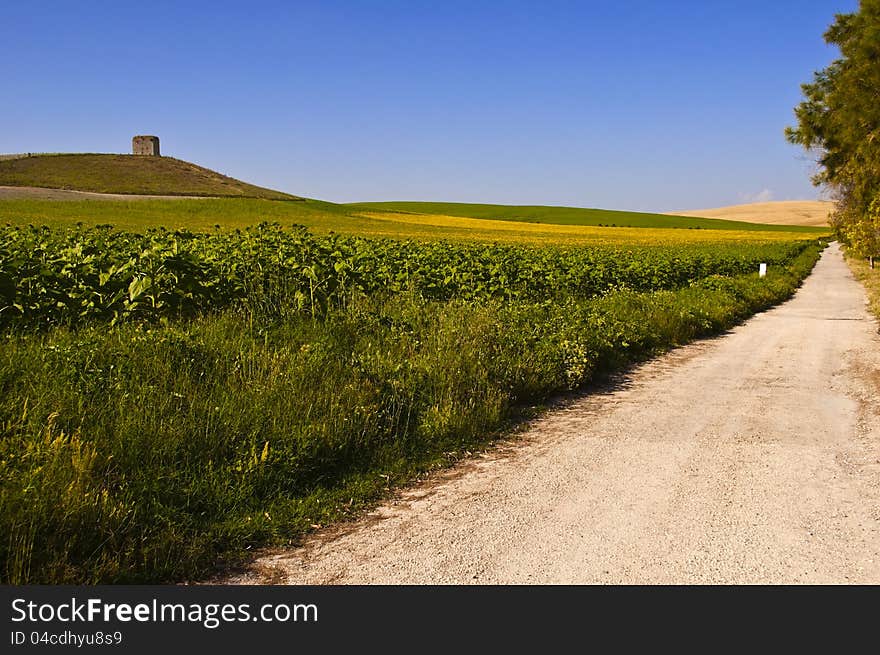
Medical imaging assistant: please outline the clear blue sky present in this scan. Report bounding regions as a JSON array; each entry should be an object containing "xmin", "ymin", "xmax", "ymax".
[{"xmin": 1, "ymin": 1, "xmax": 858, "ymax": 211}]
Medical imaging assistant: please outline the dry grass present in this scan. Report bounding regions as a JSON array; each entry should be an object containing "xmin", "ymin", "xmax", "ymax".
[
  {"xmin": 670, "ymin": 200, "xmax": 833, "ymax": 227},
  {"xmin": 357, "ymin": 210, "xmax": 825, "ymax": 245}
]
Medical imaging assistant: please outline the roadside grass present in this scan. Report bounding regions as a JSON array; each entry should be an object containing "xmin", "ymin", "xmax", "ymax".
[
  {"xmin": 0, "ymin": 154, "xmax": 300, "ymax": 201},
  {"xmin": 0, "ymin": 243, "xmax": 824, "ymax": 583},
  {"xmin": 0, "ymin": 197, "xmax": 828, "ymax": 245}
]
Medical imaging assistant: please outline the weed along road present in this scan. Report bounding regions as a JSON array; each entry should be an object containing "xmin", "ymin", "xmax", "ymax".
[{"xmin": 230, "ymin": 243, "xmax": 880, "ymax": 584}]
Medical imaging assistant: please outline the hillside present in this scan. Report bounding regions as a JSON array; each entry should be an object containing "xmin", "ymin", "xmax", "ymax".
[
  {"xmin": 669, "ymin": 200, "xmax": 832, "ymax": 227},
  {"xmin": 348, "ymin": 201, "xmax": 827, "ymax": 233},
  {"xmin": 0, "ymin": 154, "xmax": 301, "ymax": 200}
]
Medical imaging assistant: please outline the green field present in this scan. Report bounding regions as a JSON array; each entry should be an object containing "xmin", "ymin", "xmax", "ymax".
[{"xmin": 0, "ymin": 154, "xmax": 301, "ymax": 200}]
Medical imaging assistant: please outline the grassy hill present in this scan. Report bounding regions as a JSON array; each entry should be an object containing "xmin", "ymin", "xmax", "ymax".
[
  {"xmin": 348, "ymin": 201, "xmax": 825, "ymax": 233},
  {"xmin": 0, "ymin": 154, "xmax": 300, "ymax": 200}
]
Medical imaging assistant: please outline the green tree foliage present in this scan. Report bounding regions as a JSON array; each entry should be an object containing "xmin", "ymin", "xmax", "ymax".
[
  {"xmin": 848, "ymin": 197, "xmax": 880, "ymax": 267},
  {"xmin": 785, "ymin": 0, "xmax": 880, "ymax": 252}
]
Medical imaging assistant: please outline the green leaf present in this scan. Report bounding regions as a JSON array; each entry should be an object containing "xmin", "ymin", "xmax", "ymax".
[{"xmin": 128, "ymin": 276, "xmax": 152, "ymax": 302}]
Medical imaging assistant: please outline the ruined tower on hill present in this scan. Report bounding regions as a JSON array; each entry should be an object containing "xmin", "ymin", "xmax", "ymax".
[{"xmin": 132, "ymin": 135, "xmax": 160, "ymax": 156}]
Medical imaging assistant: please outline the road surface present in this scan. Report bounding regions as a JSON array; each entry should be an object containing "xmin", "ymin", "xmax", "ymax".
[{"xmin": 229, "ymin": 243, "xmax": 880, "ymax": 584}]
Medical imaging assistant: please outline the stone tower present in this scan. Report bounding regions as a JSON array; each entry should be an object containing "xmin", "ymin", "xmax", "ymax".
[{"xmin": 132, "ymin": 135, "xmax": 160, "ymax": 156}]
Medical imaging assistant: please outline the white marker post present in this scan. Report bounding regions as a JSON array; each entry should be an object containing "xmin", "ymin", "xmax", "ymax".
[{"xmin": 759, "ymin": 263, "xmax": 767, "ymax": 278}]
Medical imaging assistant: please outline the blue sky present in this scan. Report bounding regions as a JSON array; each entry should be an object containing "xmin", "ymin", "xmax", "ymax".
[{"xmin": 1, "ymin": 1, "xmax": 858, "ymax": 211}]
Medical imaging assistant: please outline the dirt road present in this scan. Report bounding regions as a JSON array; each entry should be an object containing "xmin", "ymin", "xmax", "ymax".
[
  {"xmin": 0, "ymin": 185, "xmax": 206, "ymax": 201},
  {"xmin": 230, "ymin": 243, "xmax": 880, "ymax": 584}
]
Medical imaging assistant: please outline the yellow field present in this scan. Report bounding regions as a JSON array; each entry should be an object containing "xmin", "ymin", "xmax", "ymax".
[
  {"xmin": 0, "ymin": 196, "xmax": 828, "ymax": 246},
  {"xmin": 357, "ymin": 210, "xmax": 824, "ymax": 245}
]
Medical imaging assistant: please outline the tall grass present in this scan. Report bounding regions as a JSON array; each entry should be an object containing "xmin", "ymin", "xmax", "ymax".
[
  {"xmin": 347, "ymin": 201, "xmax": 828, "ymax": 233},
  {"xmin": 845, "ymin": 249, "xmax": 880, "ymax": 320},
  {"xmin": 0, "ymin": 244, "xmax": 823, "ymax": 583}
]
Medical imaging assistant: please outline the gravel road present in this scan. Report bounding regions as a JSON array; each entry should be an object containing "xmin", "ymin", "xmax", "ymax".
[{"xmin": 229, "ymin": 242, "xmax": 880, "ymax": 584}]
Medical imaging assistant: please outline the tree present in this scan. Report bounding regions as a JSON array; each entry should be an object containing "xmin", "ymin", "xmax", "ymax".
[
  {"xmin": 847, "ymin": 197, "xmax": 880, "ymax": 268},
  {"xmin": 785, "ymin": 0, "xmax": 880, "ymax": 250}
]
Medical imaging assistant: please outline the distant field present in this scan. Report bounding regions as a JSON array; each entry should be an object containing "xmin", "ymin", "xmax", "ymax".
[
  {"xmin": 0, "ymin": 154, "xmax": 300, "ymax": 200},
  {"xmin": 670, "ymin": 200, "xmax": 833, "ymax": 227},
  {"xmin": 350, "ymin": 209, "xmax": 826, "ymax": 244},
  {"xmin": 0, "ymin": 197, "xmax": 828, "ymax": 245},
  {"xmin": 349, "ymin": 201, "xmax": 827, "ymax": 233}
]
